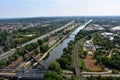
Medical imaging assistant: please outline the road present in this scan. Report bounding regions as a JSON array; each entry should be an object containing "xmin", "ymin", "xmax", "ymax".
[
  {"xmin": 73, "ymin": 40, "xmax": 83, "ymax": 80},
  {"xmin": 82, "ymin": 71, "xmax": 112, "ymax": 75},
  {"xmin": 82, "ymin": 71, "xmax": 120, "ymax": 77},
  {"xmin": 0, "ymin": 69, "xmax": 45, "ymax": 78},
  {"xmin": 0, "ymin": 73, "xmax": 15, "ymax": 77},
  {"xmin": 0, "ymin": 72, "xmax": 43, "ymax": 78},
  {"xmin": 0, "ymin": 21, "xmax": 74, "ymax": 61},
  {"xmin": 83, "ymin": 74, "xmax": 120, "ymax": 77}
]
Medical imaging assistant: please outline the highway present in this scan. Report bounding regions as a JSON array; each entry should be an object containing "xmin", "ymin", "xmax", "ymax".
[{"xmin": 0, "ymin": 21, "xmax": 74, "ymax": 61}]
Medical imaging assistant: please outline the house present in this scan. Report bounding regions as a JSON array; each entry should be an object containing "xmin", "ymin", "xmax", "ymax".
[
  {"xmin": 101, "ymin": 32, "xmax": 114, "ymax": 40},
  {"xmin": 110, "ymin": 26, "xmax": 120, "ymax": 34},
  {"xmin": 84, "ymin": 40, "xmax": 95, "ymax": 51}
]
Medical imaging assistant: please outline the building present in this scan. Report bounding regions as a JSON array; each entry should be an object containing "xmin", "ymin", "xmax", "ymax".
[
  {"xmin": 84, "ymin": 40, "xmax": 95, "ymax": 51},
  {"xmin": 110, "ymin": 26, "xmax": 120, "ymax": 33},
  {"xmin": 84, "ymin": 24, "xmax": 104, "ymax": 31},
  {"xmin": 101, "ymin": 32, "xmax": 113, "ymax": 37},
  {"xmin": 101, "ymin": 32, "xmax": 114, "ymax": 40}
]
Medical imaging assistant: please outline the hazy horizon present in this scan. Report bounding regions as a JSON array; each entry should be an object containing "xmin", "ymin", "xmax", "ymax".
[{"xmin": 0, "ymin": 0, "xmax": 120, "ymax": 18}]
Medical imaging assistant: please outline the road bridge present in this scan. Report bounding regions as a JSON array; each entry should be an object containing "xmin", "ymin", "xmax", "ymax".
[{"xmin": 0, "ymin": 46, "xmax": 47, "ymax": 78}]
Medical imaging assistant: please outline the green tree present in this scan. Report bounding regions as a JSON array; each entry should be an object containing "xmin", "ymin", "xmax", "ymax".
[
  {"xmin": 71, "ymin": 75, "xmax": 78, "ymax": 80},
  {"xmin": 25, "ymin": 43, "xmax": 38, "ymax": 51},
  {"xmin": 83, "ymin": 51, "xmax": 88, "ymax": 58},
  {"xmin": 42, "ymin": 71, "xmax": 64, "ymax": 80},
  {"xmin": 49, "ymin": 61, "xmax": 61, "ymax": 73},
  {"xmin": 57, "ymin": 57, "xmax": 70, "ymax": 70},
  {"xmin": 112, "ymin": 69, "xmax": 119, "ymax": 74},
  {"xmin": 38, "ymin": 39, "xmax": 44, "ymax": 45},
  {"xmin": 40, "ymin": 45, "xmax": 49, "ymax": 53},
  {"xmin": 34, "ymin": 49, "xmax": 39, "ymax": 54}
]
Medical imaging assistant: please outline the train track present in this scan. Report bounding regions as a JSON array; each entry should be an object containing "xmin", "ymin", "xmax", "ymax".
[{"xmin": 73, "ymin": 40, "xmax": 82, "ymax": 80}]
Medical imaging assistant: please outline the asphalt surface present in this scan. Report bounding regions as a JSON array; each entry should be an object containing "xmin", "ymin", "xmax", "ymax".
[{"xmin": 83, "ymin": 74, "xmax": 120, "ymax": 77}]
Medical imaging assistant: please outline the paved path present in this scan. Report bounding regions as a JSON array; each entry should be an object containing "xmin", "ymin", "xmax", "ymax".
[{"xmin": 83, "ymin": 74, "xmax": 120, "ymax": 77}]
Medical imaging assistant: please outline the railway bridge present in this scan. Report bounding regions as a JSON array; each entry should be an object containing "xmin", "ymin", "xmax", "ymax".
[
  {"xmin": 0, "ymin": 69, "xmax": 45, "ymax": 78},
  {"xmin": 0, "ymin": 46, "xmax": 47, "ymax": 79}
]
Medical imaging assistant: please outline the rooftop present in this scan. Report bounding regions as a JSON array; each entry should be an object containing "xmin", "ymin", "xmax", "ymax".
[
  {"xmin": 110, "ymin": 26, "xmax": 120, "ymax": 30},
  {"xmin": 101, "ymin": 32, "xmax": 113, "ymax": 36}
]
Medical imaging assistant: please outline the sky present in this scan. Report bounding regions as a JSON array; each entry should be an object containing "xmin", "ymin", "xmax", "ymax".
[{"xmin": 0, "ymin": 0, "xmax": 120, "ymax": 18}]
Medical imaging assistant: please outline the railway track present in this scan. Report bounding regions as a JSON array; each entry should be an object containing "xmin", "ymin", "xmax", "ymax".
[{"xmin": 73, "ymin": 40, "xmax": 82, "ymax": 80}]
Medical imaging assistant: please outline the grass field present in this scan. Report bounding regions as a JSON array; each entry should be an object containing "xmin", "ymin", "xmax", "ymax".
[{"xmin": 78, "ymin": 38, "xmax": 86, "ymax": 70}]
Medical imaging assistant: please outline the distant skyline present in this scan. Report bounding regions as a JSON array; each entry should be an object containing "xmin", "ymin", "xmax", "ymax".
[{"xmin": 0, "ymin": 0, "xmax": 120, "ymax": 18}]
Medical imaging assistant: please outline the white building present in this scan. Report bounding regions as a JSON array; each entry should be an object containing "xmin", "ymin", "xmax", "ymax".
[
  {"xmin": 84, "ymin": 40, "xmax": 96, "ymax": 51},
  {"xmin": 101, "ymin": 32, "xmax": 114, "ymax": 41},
  {"xmin": 101, "ymin": 32, "xmax": 113, "ymax": 36},
  {"xmin": 110, "ymin": 26, "xmax": 120, "ymax": 33},
  {"xmin": 84, "ymin": 24, "xmax": 104, "ymax": 31},
  {"xmin": 110, "ymin": 26, "xmax": 120, "ymax": 31}
]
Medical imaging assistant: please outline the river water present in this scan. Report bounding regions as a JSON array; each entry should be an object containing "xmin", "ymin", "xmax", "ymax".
[
  {"xmin": 44, "ymin": 23, "xmax": 87, "ymax": 67},
  {"xmin": 43, "ymin": 19, "xmax": 93, "ymax": 67},
  {"xmin": 20, "ymin": 20, "xmax": 92, "ymax": 80},
  {"xmin": 35, "ymin": 20, "xmax": 92, "ymax": 70},
  {"xmin": 35, "ymin": 24, "xmax": 85, "ymax": 71},
  {"xmin": 23, "ymin": 26, "xmax": 84, "ymax": 80}
]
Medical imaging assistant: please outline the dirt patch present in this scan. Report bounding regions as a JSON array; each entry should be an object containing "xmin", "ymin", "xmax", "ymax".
[
  {"xmin": 84, "ymin": 54, "xmax": 102, "ymax": 71},
  {"xmin": 49, "ymin": 36, "xmax": 57, "ymax": 41}
]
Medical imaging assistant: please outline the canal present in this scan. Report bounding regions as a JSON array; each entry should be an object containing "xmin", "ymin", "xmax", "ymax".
[
  {"xmin": 42, "ymin": 19, "xmax": 92, "ymax": 67},
  {"xmin": 44, "ymin": 24, "xmax": 84, "ymax": 67},
  {"xmin": 17, "ymin": 20, "xmax": 92, "ymax": 80}
]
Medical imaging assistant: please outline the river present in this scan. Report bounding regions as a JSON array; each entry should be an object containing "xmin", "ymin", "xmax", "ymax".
[
  {"xmin": 44, "ymin": 25, "xmax": 82, "ymax": 67},
  {"xmin": 43, "ymin": 19, "xmax": 92, "ymax": 67},
  {"xmin": 19, "ymin": 20, "xmax": 92, "ymax": 80}
]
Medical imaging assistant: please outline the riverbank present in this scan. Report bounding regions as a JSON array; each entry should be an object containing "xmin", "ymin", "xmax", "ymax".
[
  {"xmin": 33, "ymin": 34, "xmax": 69, "ymax": 67},
  {"xmin": 20, "ymin": 23, "xmax": 80, "ymax": 68}
]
